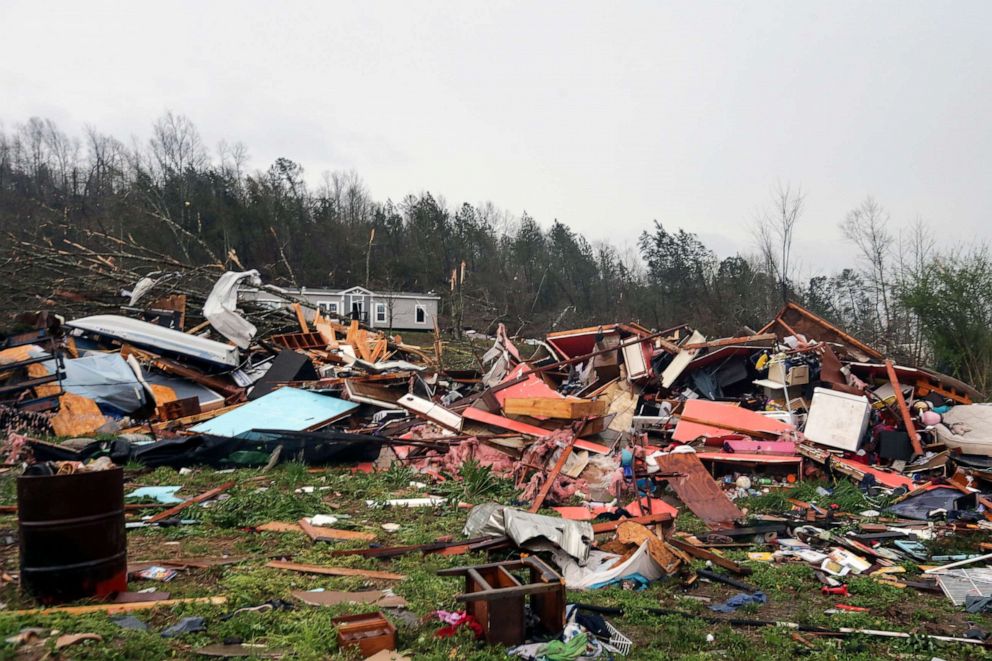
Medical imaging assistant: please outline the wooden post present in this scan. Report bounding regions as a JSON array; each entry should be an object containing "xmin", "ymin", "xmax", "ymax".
[
  {"xmin": 528, "ymin": 434, "xmax": 577, "ymax": 513},
  {"xmin": 885, "ymin": 359, "xmax": 923, "ymax": 456}
]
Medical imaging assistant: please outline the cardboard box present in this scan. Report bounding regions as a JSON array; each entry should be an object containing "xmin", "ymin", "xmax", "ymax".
[{"xmin": 768, "ymin": 362, "xmax": 809, "ymax": 386}]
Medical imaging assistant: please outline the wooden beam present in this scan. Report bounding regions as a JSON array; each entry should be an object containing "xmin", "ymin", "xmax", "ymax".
[
  {"xmin": 503, "ymin": 397, "xmax": 607, "ymax": 419},
  {"xmin": 120, "ymin": 345, "xmax": 243, "ymax": 399},
  {"xmin": 121, "ymin": 402, "xmax": 244, "ymax": 434},
  {"xmin": 528, "ymin": 434, "xmax": 578, "ymax": 513},
  {"xmin": 297, "ymin": 518, "xmax": 376, "ymax": 543},
  {"xmin": 668, "ymin": 538, "xmax": 751, "ymax": 575},
  {"xmin": 10, "ymin": 596, "xmax": 226, "ymax": 616},
  {"xmin": 885, "ymin": 359, "xmax": 923, "ymax": 455},
  {"xmin": 145, "ymin": 481, "xmax": 237, "ymax": 524},
  {"xmin": 291, "ymin": 303, "xmax": 309, "ymax": 332},
  {"xmin": 591, "ymin": 512, "xmax": 674, "ymax": 534},
  {"xmin": 265, "ymin": 560, "xmax": 405, "ymax": 580},
  {"xmin": 680, "ymin": 333, "xmax": 777, "ymax": 350}
]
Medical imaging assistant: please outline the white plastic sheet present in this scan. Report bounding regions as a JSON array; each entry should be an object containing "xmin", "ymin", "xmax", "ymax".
[
  {"xmin": 203, "ymin": 270, "xmax": 262, "ymax": 349},
  {"xmin": 552, "ymin": 543, "xmax": 666, "ymax": 590}
]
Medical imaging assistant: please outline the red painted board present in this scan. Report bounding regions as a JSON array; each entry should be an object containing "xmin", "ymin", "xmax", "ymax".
[
  {"xmin": 723, "ymin": 440, "xmax": 798, "ymax": 455},
  {"xmin": 697, "ymin": 452, "xmax": 802, "ymax": 464}
]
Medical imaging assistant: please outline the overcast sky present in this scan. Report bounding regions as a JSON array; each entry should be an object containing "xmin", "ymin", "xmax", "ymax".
[{"xmin": 3, "ymin": 1, "xmax": 990, "ymax": 276}]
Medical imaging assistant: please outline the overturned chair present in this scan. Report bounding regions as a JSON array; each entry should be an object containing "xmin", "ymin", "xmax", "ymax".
[{"xmin": 437, "ymin": 556, "xmax": 565, "ymax": 645}]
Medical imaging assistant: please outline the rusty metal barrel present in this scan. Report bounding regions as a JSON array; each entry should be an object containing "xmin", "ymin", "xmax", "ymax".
[{"xmin": 17, "ymin": 466, "xmax": 127, "ymax": 603}]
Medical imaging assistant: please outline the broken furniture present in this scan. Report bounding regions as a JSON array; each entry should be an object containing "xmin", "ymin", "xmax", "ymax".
[
  {"xmin": 0, "ymin": 325, "xmax": 66, "ymax": 413},
  {"xmin": 331, "ymin": 611, "xmax": 397, "ymax": 656},
  {"xmin": 437, "ymin": 556, "xmax": 565, "ymax": 645}
]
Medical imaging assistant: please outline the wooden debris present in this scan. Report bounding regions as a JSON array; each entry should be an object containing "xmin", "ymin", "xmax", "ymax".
[
  {"xmin": 10, "ymin": 596, "xmax": 227, "ymax": 616},
  {"xmin": 528, "ymin": 433, "xmax": 577, "ymax": 513},
  {"xmin": 297, "ymin": 518, "xmax": 376, "ymax": 542},
  {"xmin": 145, "ymin": 481, "xmax": 237, "ymax": 524},
  {"xmin": 265, "ymin": 560, "xmax": 406, "ymax": 581},
  {"xmin": 503, "ymin": 397, "xmax": 607, "ymax": 419},
  {"xmin": 668, "ymin": 537, "xmax": 752, "ymax": 576}
]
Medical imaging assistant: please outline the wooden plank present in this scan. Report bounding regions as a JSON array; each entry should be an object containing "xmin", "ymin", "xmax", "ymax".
[
  {"xmin": 590, "ymin": 512, "xmax": 674, "ymax": 534},
  {"xmin": 297, "ymin": 518, "xmax": 376, "ymax": 542},
  {"xmin": 885, "ymin": 359, "xmax": 923, "ymax": 455},
  {"xmin": 145, "ymin": 481, "xmax": 237, "ymax": 524},
  {"xmin": 10, "ymin": 596, "xmax": 226, "ymax": 616},
  {"xmin": 503, "ymin": 397, "xmax": 607, "ymax": 419},
  {"xmin": 462, "ymin": 407, "xmax": 551, "ymax": 437},
  {"xmin": 121, "ymin": 345, "xmax": 243, "ymax": 399},
  {"xmin": 668, "ymin": 538, "xmax": 751, "ymax": 576},
  {"xmin": 528, "ymin": 434, "xmax": 577, "ymax": 513},
  {"xmin": 256, "ymin": 521, "xmax": 304, "ymax": 533},
  {"xmin": 291, "ymin": 303, "xmax": 309, "ymax": 332},
  {"xmin": 680, "ymin": 333, "xmax": 777, "ymax": 350},
  {"xmin": 673, "ymin": 400, "xmax": 792, "ymax": 442},
  {"xmin": 122, "ymin": 402, "xmax": 245, "ymax": 434},
  {"xmin": 265, "ymin": 560, "xmax": 405, "ymax": 580}
]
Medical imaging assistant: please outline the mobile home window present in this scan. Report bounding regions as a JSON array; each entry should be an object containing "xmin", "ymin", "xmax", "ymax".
[
  {"xmin": 375, "ymin": 303, "xmax": 387, "ymax": 322},
  {"xmin": 415, "ymin": 305, "xmax": 426, "ymax": 324},
  {"xmin": 328, "ymin": 302, "xmax": 338, "ymax": 314}
]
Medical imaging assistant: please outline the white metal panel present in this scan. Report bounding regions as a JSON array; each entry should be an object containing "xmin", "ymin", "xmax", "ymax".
[{"xmin": 802, "ymin": 387, "xmax": 870, "ymax": 452}]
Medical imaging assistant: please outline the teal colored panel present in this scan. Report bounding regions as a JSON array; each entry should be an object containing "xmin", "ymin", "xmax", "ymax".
[{"xmin": 191, "ymin": 387, "xmax": 358, "ymax": 437}]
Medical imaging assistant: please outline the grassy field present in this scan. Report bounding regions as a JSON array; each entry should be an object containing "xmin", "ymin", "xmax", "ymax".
[{"xmin": 0, "ymin": 461, "xmax": 991, "ymax": 660}]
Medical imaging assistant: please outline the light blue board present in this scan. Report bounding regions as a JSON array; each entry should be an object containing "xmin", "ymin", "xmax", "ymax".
[{"xmin": 190, "ymin": 387, "xmax": 358, "ymax": 437}]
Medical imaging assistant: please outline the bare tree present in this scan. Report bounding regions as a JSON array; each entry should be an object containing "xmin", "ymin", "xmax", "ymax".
[
  {"xmin": 218, "ymin": 139, "xmax": 249, "ymax": 194},
  {"xmin": 841, "ymin": 196, "xmax": 892, "ymax": 343},
  {"xmin": 149, "ymin": 111, "xmax": 207, "ymax": 179},
  {"xmin": 752, "ymin": 182, "xmax": 805, "ymax": 304}
]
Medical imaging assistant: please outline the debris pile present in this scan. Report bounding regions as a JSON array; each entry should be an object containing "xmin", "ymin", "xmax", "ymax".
[{"xmin": 2, "ymin": 270, "xmax": 992, "ymax": 656}]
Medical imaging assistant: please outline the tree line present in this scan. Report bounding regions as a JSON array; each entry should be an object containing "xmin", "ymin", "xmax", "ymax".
[{"xmin": 1, "ymin": 113, "xmax": 989, "ymax": 393}]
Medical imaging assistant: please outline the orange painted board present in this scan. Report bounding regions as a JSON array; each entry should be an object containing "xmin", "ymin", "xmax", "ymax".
[
  {"xmin": 623, "ymin": 498, "xmax": 680, "ymax": 518},
  {"xmin": 673, "ymin": 400, "xmax": 793, "ymax": 442},
  {"xmin": 834, "ymin": 457, "xmax": 915, "ymax": 490},
  {"xmin": 553, "ymin": 506, "xmax": 616, "ymax": 521},
  {"xmin": 462, "ymin": 407, "xmax": 552, "ymax": 437},
  {"xmin": 574, "ymin": 439, "xmax": 611, "ymax": 454},
  {"xmin": 494, "ymin": 364, "xmax": 563, "ymax": 407}
]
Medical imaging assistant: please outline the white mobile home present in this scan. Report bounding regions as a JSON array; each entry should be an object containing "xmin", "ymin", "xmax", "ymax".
[{"xmin": 243, "ymin": 285, "xmax": 440, "ymax": 331}]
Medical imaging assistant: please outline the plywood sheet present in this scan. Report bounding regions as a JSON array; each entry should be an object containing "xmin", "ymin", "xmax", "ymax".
[{"xmin": 654, "ymin": 452, "xmax": 743, "ymax": 528}]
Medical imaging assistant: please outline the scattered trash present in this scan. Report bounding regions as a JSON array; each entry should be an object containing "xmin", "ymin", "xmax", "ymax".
[
  {"xmin": 5, "ymin": 276, "xmax": 992, "ymax": 657},
  {"xmin": 161, "ymin": 616, "xmax": 207, "ymax": 638},
  {"xmin": 111, "ymin": 615, "xmax": 148, "ymax": 631},
  {"xmin": 54, "ymin": 632, "xmax": 103, "ymax": 650}
]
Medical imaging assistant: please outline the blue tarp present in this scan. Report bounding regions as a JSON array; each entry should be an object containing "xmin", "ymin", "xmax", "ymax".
[{"xmin": 190, "ymin": 387, "xmax": 358, "ymax": 437}]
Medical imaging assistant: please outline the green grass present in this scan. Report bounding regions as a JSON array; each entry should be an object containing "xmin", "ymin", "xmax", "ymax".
[{"xmin": 2, "ymin": 467, "xmax": 991, "ymax": 660}]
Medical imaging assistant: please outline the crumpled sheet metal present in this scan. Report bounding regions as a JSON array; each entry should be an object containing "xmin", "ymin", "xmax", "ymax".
[
  {"xmin": 203, "ymin": 270, "xmax": 262, "ymax": 349},
  {"xmin": 463, "ymin": 503, "xmax": 593, "ymax": 564},
  {"xmin": 36, "ymin": 350, "xmax": 147, "ymax": 414}
]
